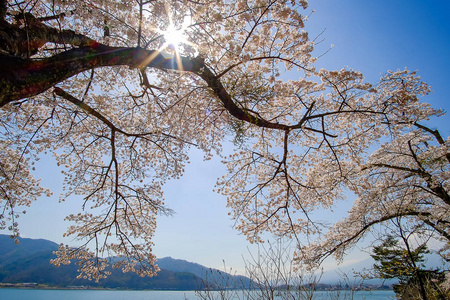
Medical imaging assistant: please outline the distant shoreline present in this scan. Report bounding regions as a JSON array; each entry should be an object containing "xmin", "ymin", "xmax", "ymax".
[{"xmin": 0, "ymin": 282, "xmax": 393, "ymax": 292}]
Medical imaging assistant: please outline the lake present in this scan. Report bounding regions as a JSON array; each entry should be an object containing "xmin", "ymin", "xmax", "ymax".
[{"xmin": 0, "ymin": 288, "xmax": 396, "ymax": 299}]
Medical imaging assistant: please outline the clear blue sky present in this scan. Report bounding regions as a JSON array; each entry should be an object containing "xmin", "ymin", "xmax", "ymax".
[{"xmin": 2, "ymin": 0, "xmax": 450, "ymax": 277}]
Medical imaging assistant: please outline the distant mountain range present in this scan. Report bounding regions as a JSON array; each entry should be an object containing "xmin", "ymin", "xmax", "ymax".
[{"xmin": 0, "ymin": 235, "xmax": 253, "ymax": 290}]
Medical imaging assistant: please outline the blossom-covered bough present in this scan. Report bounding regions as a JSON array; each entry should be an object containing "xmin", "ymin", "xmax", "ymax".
[{"xmin": 0, "ymin": 0, "xmax": 448, "ymax": 280}]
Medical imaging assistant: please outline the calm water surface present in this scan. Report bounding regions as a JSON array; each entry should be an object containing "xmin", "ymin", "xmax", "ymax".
[{"xmin": 0, "ymin": 288, "xmax": 396, "ymax": 299}]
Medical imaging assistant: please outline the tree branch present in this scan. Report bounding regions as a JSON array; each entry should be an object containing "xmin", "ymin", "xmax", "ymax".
[
  {"xmin": 366, "ymin": 162, "xmax": 450, "ymax": 206},
  {"xmin": 1, "ymin": 41, "xmax": 297, "ymax": 133},
  {"xmin": 315, "ymin": 210, "xmax": 439, "ymax": 264},
  {"xmin": 414, "ymin": 122, "xmax": 450, "ymax": 163},
  {"xmin": 0, "ymin": 45, "xmax": 197, "ymax": 106},
  {"xmin": 53, "ymin": 87, "xmax": 118, "ymax": 131},
  {"xmin": 0, "ymin": 0, "xmax": 6, "ymax": 21}
]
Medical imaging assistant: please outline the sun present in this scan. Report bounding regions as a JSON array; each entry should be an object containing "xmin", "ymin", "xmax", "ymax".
[
  {"xmin": 163, "ymin": 23, "xmax": 188, "ymax": 48},
  {"xmin": 144, "ymin": 14, "xmax": 197, "ymax": 70},
  {"xmin": 160, "ymin": 14, "xmax": 194, "ymax": 53}
]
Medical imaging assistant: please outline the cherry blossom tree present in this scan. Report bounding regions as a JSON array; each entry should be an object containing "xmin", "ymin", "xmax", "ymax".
[
  {"xmin": 0, "ymin": 0, "xmax": 448, "ymax": 280},
  {"xmin": 299, "ymin": 120, "xmax": 450, "ymax": 264}
]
